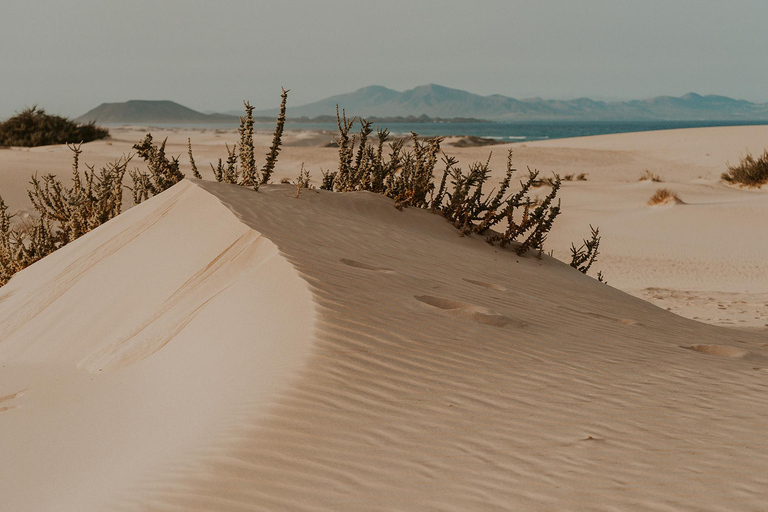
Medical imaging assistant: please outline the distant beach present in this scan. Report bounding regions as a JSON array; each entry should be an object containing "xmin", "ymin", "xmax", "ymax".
[{"xmin": 115, "ymin": 119, "xmax": 768, "ymax": 142}]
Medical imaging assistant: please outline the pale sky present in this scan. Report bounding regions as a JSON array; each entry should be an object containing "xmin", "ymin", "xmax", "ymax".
[{"xmin": 2, "ymin": 0, "xmax": 767, "ymax": 120}]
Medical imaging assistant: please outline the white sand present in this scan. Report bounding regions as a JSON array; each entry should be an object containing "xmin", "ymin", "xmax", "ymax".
[{"xmin": 0, "ymin": 125, "xmax": 766, "ymax": 510}]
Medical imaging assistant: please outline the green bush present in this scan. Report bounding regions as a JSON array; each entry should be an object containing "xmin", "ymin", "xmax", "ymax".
[{"xmin": 0, "ymin": 106, "xmax": 109, "ymax": 147}]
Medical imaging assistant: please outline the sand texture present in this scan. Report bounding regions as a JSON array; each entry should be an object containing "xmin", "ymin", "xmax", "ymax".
[{"xmin": 0, "ymin": 125, "xmax": 766, "ymax": 510}]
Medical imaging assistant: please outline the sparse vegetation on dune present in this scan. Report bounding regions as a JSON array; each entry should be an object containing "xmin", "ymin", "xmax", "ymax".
[
  {"xmin": 648, "ymin": 188, "xmax": 682, "ymax": 205},
  {"xmin": 319, "ymin": 107, "xmax": 601, "ymax": 261},
  {"xmin": 0, "ymin": 91, "xmax": 605, "ymax": 286},
  {"xmin": 0, "ymin": 92, "xmax": 289, "ymax": 285},
  {"xmin": 639, "ymin": 170, "xmax": 663, "ymax": 182},
  {"xmin": 721, "ymin": 149, "xmax": 768, "ymax": 187},
  {"xmin": 0, "ymin": 106, "xmax": 109, "ymax": 147},
  {"xmin": 0, "ymin": 144, "xmax": 129, "ymax": 285}
]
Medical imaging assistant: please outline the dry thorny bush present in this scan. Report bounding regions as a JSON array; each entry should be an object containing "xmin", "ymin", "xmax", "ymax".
[
  {"xmin": 321, "ymin": 108, "xmax": 601, "ymax": 271},
  {"xmin": 721, "ymin": 149, "xmax": 768, "ymax": 188},
  {"xmin": 0, "ymin": 90, "xmax": 603, "ymax": 287},
  {"xmin": 1, "ymin": 144, "xmax": 129, "ymax": 285},
  {"xmin": 0, "ymin": 89, "xmax": 290, "ymax": 286}
]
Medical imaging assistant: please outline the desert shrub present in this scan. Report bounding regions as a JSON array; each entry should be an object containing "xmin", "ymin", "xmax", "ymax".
[
  {"xmin": 576, "ymin": 173, "xmax": 588, "ymax": 181},
  {"xmin": 293, "ymin": 164, "xmax": 312, "ymax": 198},
  {"xmin": 129, "ymin": 134, "xmax": 185, "ymax": 204},
  {"xmin": 261, "ymin": 88, "xmax": 289, "ymax": 185},
  {"xmin": 721, "ymin": 149, "xmax": 768, "ymax": 187},
  {"xmin": 201, "ymin": 89, "xmax": 289, "ymax": 191},
  {"xmin": 0, "ymin": 92, "xmax": 292, "ymax": 287},
  {"xmin": 532, "ymin": 175, "xmax": 559, "ymax": 187},
  {"xmin": 570, "ymin": 225, "xmax": 601, "ymax": 275},
  {"xmin": 639, "ymin": 170, "xmax": 663, "ymax": 182},
  {"xmin": 0, "ymin": 106, "xmax": 108, "ymax": 147},
  {"xmin": 0, "ymin": 145, "xmax": 129, "ymax": 285},
  {"xmin": 647, "ymin": 188, "xmax": 681, "ymax": 205},
  {"xmin": 188, "ymin": 138, "xmax": 201, "ymax": 179},
  {"xmin": 323, "ymin": 107, "xmax": 564, "ymax": 256}
]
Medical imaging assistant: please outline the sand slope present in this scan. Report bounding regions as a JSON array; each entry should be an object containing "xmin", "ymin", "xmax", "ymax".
[
  {"xmin": 1, "ymin": 179, "xmax": 759, "ymax": 511},
  {"xmin": 0, "ymin": 125, "xmax": 767, "ymax": 510},
  {"xmin": 0, "ymin": 180, "xmax": 314, "ymax": 511}
]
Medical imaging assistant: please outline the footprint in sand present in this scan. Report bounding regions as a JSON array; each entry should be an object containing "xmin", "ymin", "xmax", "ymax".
[
  {"xmin": 462, "ymin": 278, "xmax": 508, "ymax": 292},
  {"xmin": 340, "ymin": 258, "xmax": 395, "ymax": 274},
  {"xmin": 0, "ymin": 389, "xmax": 24, "ymax": 413},
  {"xmin": 683, "ymin": 344, "xmax": 750, "ymax": 358},
  {"xmin": 414, "ymin": 295, "xmax": 519, "ymax": 327}
]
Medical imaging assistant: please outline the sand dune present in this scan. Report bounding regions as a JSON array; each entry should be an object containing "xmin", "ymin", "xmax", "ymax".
[
  {"xmin": 0, "ymin": 181, "xmax": 314, "ymax": 511},
  {"xmin": 0, "ymin": 125, "xmax": 767, "ymax": 510},
  {"xmin": 1, "ymin": 178, "xmax": 767, "ymax": 510}
]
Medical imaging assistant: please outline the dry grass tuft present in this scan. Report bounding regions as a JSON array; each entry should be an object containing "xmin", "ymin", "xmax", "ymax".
[
  {"xmin": 639, "ymin": 170, "xmax": 663, "ymax": 182},
  {"xmin": 648, "ymin": 188, "xmax": 682, "ymax": 206},
  {"xmin": 293, "ymin": 164, "xmax": 312, "ymax": 198},
  {"xmin": 721, "ymin": 149, "xmax": 768, "ymax": 187}
]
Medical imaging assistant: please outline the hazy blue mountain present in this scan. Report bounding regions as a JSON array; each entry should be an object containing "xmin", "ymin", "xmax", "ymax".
[
  {"xmin": 76, "ymin": 100, "xmax": 240, "ymax": 124},
  {"xmin": 76, "ymin": 87, "xmax": 768, "ymax": 125},
  {"xmin": 251, "ymin": 84, "xmax": 768, "ymax": 121}
]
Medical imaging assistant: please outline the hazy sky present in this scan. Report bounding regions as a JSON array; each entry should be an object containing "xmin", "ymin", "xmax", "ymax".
[{"xmin": 2, "ymin": 0, "xmax": 768, "ymax": 119}]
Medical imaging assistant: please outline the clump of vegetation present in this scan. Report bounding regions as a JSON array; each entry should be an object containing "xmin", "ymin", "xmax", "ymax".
[
  {"xmin": 188, "ymin": 138, "xmax": 201, "ymax": 179},
  {"xmin": 129, "ymin": 134, "xmax": 185, "ymax": 204},
  {"xmin": 0, "ymin": 145, "xmax": 130, "ymax": 285},
  {"xmin": 639, "ymin": 170, "xmax": 663, "ymax": 182},
  {"xmin": 261, "ymin": 88, "xmax": 289, "ymax": 185},
  {"xmin": 0, "ymin": 91, "xmax": 292, "ymax": 288},
  {"xmin": 532, "ymin": 175, "xmax": 560, "ymax": 188},
  {"xmin": 321, "ymin": 108, "xmax": 564, "ymax": 256},
  {"xmin": 570, "ymin": 225, "xmax": 601, "ymax": 275},
  {"xmin": 648, "ymin": 188, "xmax": 682, "ymax": 205},
  {"xmin": 721, "ymin": 149, "xmax": 768, "ymax": 187},
  {"xmin": 293, "ymin": 164, "xmax": 312, "ymax": 198},
  {"xmin": 0, "ymin": 106, "xmax": 109, "ymax": 147},
  {"xmin": 203, "ymin": 89, "xmax": 289, "ymax": 191}
]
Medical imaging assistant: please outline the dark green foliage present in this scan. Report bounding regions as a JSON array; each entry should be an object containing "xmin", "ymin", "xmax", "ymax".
[
  {"xmin": 721, "ymin": 149, "xmax": 768, "ymax": 187},
  {"xmin": 129, "ymin": 134, "xmax": 185, "ymax": 204},
  {"xmin": 570, "ymin": 224, "xmax": 601, "ymax": 275},
  {"xmin": 0, "ymin": 106, "xmax": 109, "ymax": 147}
]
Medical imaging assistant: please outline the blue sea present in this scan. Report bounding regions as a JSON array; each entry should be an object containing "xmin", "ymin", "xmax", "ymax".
[
  {"xmin": 257, "ymin": 119, "xmax": 768, "ymax": 142},
  {"xmin": 143, "ymin": 119, "xmax": 768, "ymax": 143}
]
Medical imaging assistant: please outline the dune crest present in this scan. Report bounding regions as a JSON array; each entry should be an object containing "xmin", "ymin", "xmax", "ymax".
[{"xmin": 0, "ymin": 180, "xmax": 315, "ymax": 511}]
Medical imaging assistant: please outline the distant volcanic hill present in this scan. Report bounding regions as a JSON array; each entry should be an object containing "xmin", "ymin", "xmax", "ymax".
[{"xmin": 76, "ymin": 100, "xmax": 240, "ymax": 125}]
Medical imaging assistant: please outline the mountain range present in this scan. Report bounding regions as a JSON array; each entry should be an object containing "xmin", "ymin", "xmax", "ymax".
[{"xmin": 77, "ymin": 85, "xmax": 768, "ymax": 124}]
